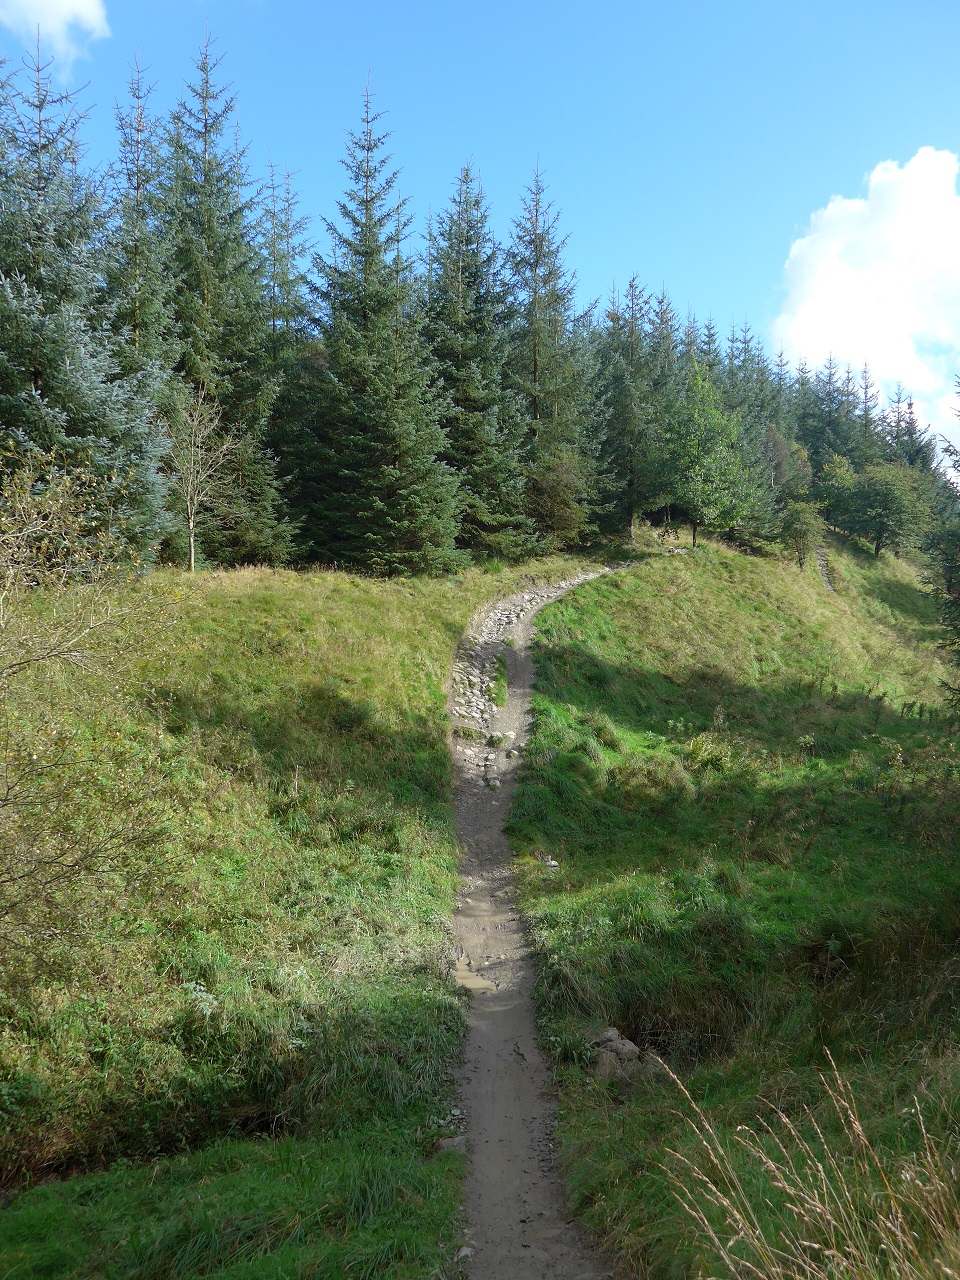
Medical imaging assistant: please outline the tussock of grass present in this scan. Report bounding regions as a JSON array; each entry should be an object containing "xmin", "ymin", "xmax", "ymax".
[
  {"xmin": 0, "ymin": 554, "xmax": 597, "ymax": 1277},
  {"xmin": 510, "ymin": 533, "xmax": 960, "ymax": 1277},
  {"xmin": 665, "ymin": 1055, "xmax": 960, "ymax": 1280}
]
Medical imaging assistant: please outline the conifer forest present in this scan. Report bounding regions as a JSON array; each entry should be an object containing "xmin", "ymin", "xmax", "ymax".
[{"xmin": 3, "ymin": 43, "xmax": 958, "ymax": 585}]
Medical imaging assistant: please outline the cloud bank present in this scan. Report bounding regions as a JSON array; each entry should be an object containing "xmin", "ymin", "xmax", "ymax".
[
  {"xmin": 0, "ymin": 0, "xmax": 109, "ymax": 69},
  {"xmin": 772, "ymin": 146, "xmax": 960, "ymax": 448}
]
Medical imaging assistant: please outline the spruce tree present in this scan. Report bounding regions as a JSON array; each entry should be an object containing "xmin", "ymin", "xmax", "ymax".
[
  {"xmin": 849, "ymin": 363, "xmax": 884, "ymax": 466},
  {"xmin": 262, "ymin": 162, "xmax": 314, "ymax": 377},
  {"xmin": 0, "ymin": 53, "xmax": 165, "ymax": 551},
  {"xmin": 260, "ymin": 162, "xmax": 321, "ymax": 555},
  {"xmin": 104, "ymin": 61, "xmax": 175, "ymax": 378},
  {"xmin": 595, "ymin": 278, "xmax": 668, "ymax": 535},
  {"xmin": 425, "ymin": 165, "xmax": 532, "ymax": 558},
  {"xmin": 721, "ymin": 323, "xmax": 780, "ymax": 533},
  {"xmin": 508, "ymin": 170, "xmax": 597, "ymax": 548},
  {"xmin": 306, "ymin": 94, "xmax": 459, "ymax": 575},
  {"xmin": 665, "ymin": 363, "xmax": 750, "ymax": 546},
  {"xmin": 159, "ymin": 39, "xmax": 292, "ymax": 564},
  {"xmin": 884, "ymin": 387, "xmax": 936, "ymax": 470}
]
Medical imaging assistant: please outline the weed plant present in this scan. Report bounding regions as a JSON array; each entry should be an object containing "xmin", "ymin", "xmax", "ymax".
[
  {"xmin": 509, "ymin": 531, "xmax": 960, "ymax": 1277},
  {"xmin": 0, "ymin": 555, "xmax": 595, "ymax": 1278}
]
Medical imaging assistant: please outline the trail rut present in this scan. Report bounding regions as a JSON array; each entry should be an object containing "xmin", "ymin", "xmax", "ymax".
[{"xmin": 448, "ymin": 570, "xmax": 623, "ymax": 1280}]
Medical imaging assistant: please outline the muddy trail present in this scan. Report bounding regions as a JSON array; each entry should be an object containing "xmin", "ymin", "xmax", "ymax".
[{"xmin": 449, "ymin": 570, "xmax": 624, "ymax": 1280}]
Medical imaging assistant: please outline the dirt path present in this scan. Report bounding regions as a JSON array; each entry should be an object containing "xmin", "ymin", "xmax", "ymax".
[
  {"xmin": 448, "ymin": 571, "xmax": 620, "ymax": 1280},
  {"xmin": 816, "ymin": 546, "xmax": 835, "ymax": 592}
]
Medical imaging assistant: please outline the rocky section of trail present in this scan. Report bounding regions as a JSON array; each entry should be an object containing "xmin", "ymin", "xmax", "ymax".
[
  {"xmin": 816, "ymin": 546, "xmax": 835, "ymax": 591},
  {"xmin": 448, "ymin": 568, "xmax": 627, "ymax": 1280},
  {"xmin": 450, "ymin": 571, "xmax": 617, "ymax": 793}
]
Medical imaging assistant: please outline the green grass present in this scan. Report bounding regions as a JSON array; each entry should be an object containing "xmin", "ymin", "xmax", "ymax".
[
  {"xmin": 491, "ymin": 653, "xmax": 508, "ymax": 707},
  {"xmin": 509, "ymin": 531, "xmax": 960, "ymax": 1276},
  {"xmin": 0, "ymin": 555, "xmax": 599, "ymax": 1279}
]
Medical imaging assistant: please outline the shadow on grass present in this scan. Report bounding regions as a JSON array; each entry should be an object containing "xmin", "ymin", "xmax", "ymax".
[
  {"xmin": 147, "ymin": 676, "xmax": 453, "ymax": 818},
  {"xmin": 509, "ymin": 641, "xmax": 960, "ymax": 1067},
  {"xmin": 828, "ymin": 534, "xmax": 945, "ymax": 645},
  {"xmin": 531, "ymin": 642, "xmax": 944, "ymax": 750},
  {"xmin": 0, "ymin": 676, "xmax": 463, "ymax": 1191}
]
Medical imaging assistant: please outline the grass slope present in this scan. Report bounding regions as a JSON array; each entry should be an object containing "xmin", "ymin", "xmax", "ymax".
[
  {"xmin": 0, "ymin": 556, "xmax": 597, "ymax": 1279},
  {"xmin": 510, "ymin": 533, "xmax": 960, "ymax": 1277}
]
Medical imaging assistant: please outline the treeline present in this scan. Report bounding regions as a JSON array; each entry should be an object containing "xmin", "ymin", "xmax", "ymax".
[{"xmin": 2, "ymin": 41, "xmax": 958, "ymax": 578}]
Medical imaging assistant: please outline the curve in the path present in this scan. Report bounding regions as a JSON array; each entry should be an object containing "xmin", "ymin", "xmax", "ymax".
[{"xmin": 448, "ymin": 570, "xmax": 624, "ymax": 1280}]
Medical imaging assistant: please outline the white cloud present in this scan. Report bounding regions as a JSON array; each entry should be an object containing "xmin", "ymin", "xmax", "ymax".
[
  {"xmin": 0, "ymin": 0, "xmax": 109, "ymax": 69},
  {"xmin": 772, "ymin": 146, "xmax": 960, "ymax": 448}
]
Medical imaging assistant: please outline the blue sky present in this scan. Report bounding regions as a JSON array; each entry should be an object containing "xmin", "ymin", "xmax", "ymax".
[{"xmin": 3, "ymin": 0, "xmax": 960, "ymax": 437}]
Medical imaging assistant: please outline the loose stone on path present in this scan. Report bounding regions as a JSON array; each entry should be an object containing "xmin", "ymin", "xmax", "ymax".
[{"xmin": 447, "ymin": 566, "xmax": 633, "ymax": 1280}]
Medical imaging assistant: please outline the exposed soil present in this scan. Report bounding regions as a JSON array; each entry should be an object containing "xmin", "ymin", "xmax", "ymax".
[{"xmin": 448, "ymin": 572, "xmax": 620, "ymax": 1280}]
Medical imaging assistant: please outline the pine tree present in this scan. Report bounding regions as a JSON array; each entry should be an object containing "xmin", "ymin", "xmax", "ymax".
[
  {"xmin": 259, "ymin": 162, "xmax": 320, "ymax": 554},
  {"xmin": 159, "ymin": 39, "xmax": 292, "ymax": 564},
  {"xmin": 425, "ymin": 165, "xmax": 533, "ymax": 558},
  {"xmin": 665, "ymin": 362, "xmax": 750, "ymax": 546},
  {"xmin": 262, "ymin": 162, "xmax": 314, "ymax": 376},
  {"xmin": 305, "ymin": 93, "xmax": 460, "ymax": 574},
  {"xmin": 884, "ymin": 386, "xmax": 936, "ymax": 470},
  {"xmin": 508, "ymin": 170, "xmax": 597, "ymax": 548},
  {"xmin": 0, "ymin": 52, "xmax": 165, "ymax": 551},
  {"xmin": 104, "ymin": 60, "xmax": 175, "ymax": 378},
  {"xmin": 595, "ymin": 278, "xmax": 668, "ymax": 535},
  {"xmin": 848, "ymin": 363, "xmax": 884, "ymax": 466},
  {"xmin": 796, "ymin": 356, "xmax": 857, "ymax": 471},
  {"xmin": 720, "ymin": 323, "xmax": 779, "ymax": 533}
]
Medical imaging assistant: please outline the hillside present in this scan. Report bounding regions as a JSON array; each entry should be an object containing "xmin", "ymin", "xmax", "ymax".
[
  {"xmin": 0, "ymin": 556, "xmax": 598, "ymax": 1278},
  {"xmin": 1, "ymin": 535, "xmax": 958, "ymax": 1279},
  {"xmin": 510, "ymin": 532, "xmax": 960, "ymax": 1276}
]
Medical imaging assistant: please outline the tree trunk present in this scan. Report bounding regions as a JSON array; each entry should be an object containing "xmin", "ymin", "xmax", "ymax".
[
  {"xmin": 189, "ymin": 519, "xmax": 196, "ymax": 573},
  {"xmin": 692, "ymin": 522, "xmax": 698, "ymax": 548}
]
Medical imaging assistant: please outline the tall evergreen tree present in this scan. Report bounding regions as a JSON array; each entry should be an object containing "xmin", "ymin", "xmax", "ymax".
[
  {"xmin": 305, "ymin": 94, "xmax": 460, "ymax": 574},
  {"xmin": 262, "ymin": 162, "xmax": 314, "ymax": 376},
  {"xmin": 259, "ymin": 161, "xmax": 321, "ymax": 554},
  {"xmin": 104, "ymin": 61, "xmax": 175, "ymax": 378},
  {"xmin": 595, "ymin": 278, "xmax": 668, "ymax": 534},
  {"xmin": 508, "ymin": 170, "xmax": 597, "ymax": 548},
  {"xmin": 159, "ymin": 39, "xmax": 291, "ymax": 564},
  {"xmin": 425, "ymin": 165, "xmax": 532, "ymax": 558},
  {"xmin": 0, "ymin": 53, "xmax": 165, "ymax": 550},
  {"xmin": 665, "ymin": 362, "xmax": 750, "ymax": 546},
  {"xmin": 884, "ymin": 386, "xmax": 936, "ymax": 470},
  {"xmin": 848, "ymin": 363, "xmax": 884, "ymax": 466}
]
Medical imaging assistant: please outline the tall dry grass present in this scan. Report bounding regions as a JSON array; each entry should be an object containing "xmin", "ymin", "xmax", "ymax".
[{"xmin": 664, "ymin": 1054, "xmax": 960, "ymax": 1280}]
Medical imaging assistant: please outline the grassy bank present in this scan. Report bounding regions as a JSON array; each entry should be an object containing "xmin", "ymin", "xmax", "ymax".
[
  {"xmin": 510, "ymin": 532, "xmax": 960, "ymax": 1276},
  {"xmin": 0, "ymin": 555, "xmax": 595, "ymax": 1279}
]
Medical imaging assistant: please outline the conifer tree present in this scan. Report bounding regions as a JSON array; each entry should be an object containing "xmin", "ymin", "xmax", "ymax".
[
  {"xmin": 306, "ymin": 94, "xmax": 459, "ymax": 574},
  {"xmin": 105, "ymin": 61, "xmax": 175, "ymax": 378},
  {"xmin": 697, "ymin": 318, "xmax": 723, "ymax": 382},
  {"xmin": 508, "ymin": 170, "xmax": 596, "ymax": 548},
  {"xmin": 259, "ymin": 162, "xmax": 321, "ymax": 553},
  {"xmin": 159, "ymin": 39, "xmax": 292, "ymax": 564},
  {"xmin": 848, "ymin": 363, "xmax": 884, "ymax": 466},
  {"xmin": 796, "ymin": 356, "xmax": 856, "ymax": 471},
  {"xmin": 0, "ymin": 52, "xmax": 165, "ymax": 550},
  {"xmin": 721, "ymin": 323, "xmax": 780, "ymax": 532},
  {"xmin": 595, "ymin": 278, "xmax": 668, "ymax": 534},
  {"xmin": 665, "ymin": 363, "xmax": 750, "ymax": 546},
  {"xmin": 262, "ymin": 162, "xmax": 314, "ymax": 376},
  {"xmin": 884, "ymin": 387, "xmax": 936, "ymax": 470},
  {"xmin": 425, "ymin": 165, "xmax": 533, "ymax": 558}
]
